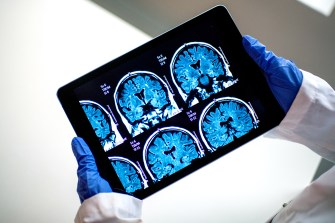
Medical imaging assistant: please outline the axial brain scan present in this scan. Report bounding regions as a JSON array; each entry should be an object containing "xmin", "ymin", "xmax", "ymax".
[
  {"xmin": 143, "ymin": 127, "xmax": 202, "ymax": 181},
  {"xmin": 200, "ymin": 97, "xmax": 258, "ymax": 151},
  {"xmin": 115, "ymin": 71, "xmax": 179, "ymax": 137},
  {"xmin": 110, "ymin": 157, "xmax": 148, "ymax": 194},
  {"xmin": 80, "ymin": 100, "xmax": 121, "ymax": 152},
  {"xmin": 170, "ymin": 42, "xmax": 235, "ymax": 107}
]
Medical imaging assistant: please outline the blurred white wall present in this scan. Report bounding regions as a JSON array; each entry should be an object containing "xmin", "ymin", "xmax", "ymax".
[
  {"xmin": 93, "ymin": 0, "xmax": 335, "ymax": 87},
  {"xmin": 0, "ymin": 1, "xmax": 321, "ymax": 222},
  {"xmin": 0, "ymin": 1, "xmax": 149, "ymax": 222}
]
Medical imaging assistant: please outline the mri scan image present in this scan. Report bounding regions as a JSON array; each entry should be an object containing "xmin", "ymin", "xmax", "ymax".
[
  {"xmin": 115, "ymin": 71, "xmax": 180, "ymax": 137},
  {"xmin": 199, "ymin": 97, "xmax": 258, "ymax": 152},
  {"xmin": 143, "ymin": 127, "xmax": 204, "ymax": 181},
  {"xmin": 80, "ymin": 100, "xmax": 123, "ymax": 152},
  {"xmin": 109, "ymin": 156, "xmax": 148, "ymax": 194},
  {"xmin": 170, "ymin": 42, "xmax": 235, "ymax": 107}
]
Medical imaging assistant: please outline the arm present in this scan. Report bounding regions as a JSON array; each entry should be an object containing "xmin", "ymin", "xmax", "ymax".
[
  {"xmin": 72, "ymin": 137, "xmax": 143, "ymax": 223},
  {"xmin": 269, "ymin": 70, "xmax": 335, "ymax": 162},
  {"xmin": 243, "ymin": 35, "xmax": 335, "ymax": 162},
  {"xmin": 243, "ymin": 35, "xmax": 335, "ymax": 223},
  {"xmin": 268, "ymin": 70, "xmax": 335, "ymax": 222}
]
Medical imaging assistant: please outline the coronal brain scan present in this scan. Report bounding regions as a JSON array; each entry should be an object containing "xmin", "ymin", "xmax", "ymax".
[
  {"xmin": 80, "ymin": 100, "xmax": 122, "ymax": 152},
  {"xmin": 170, "ymin": 42, "xmax": 235, "ymax": 107},
  {"xmin": 115, "ymin": 71, "xmax": 180, "ymax": 137},
  {"xmin": 143, "ymin": 127, "xmax": 203, "ymax": 181},
  {"xmin": 110, "ymin": 157, "xmax": 148, "ymax": 194},
  {"xmin": 57, "ymin": 6, "xmax": 289, "ymax": 200},
  {"xmin": 199, "ymin": 97, "xmax": 258, "ymax": 151}
]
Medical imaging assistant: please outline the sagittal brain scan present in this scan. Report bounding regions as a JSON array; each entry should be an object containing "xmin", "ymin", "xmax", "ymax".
[
  {"xmin": 199, "ymin": 97, "xmax": 259, "ymax": 151},
  {"xmin": 170, "ymin": 42, "xmax": 235, "ymax": 107},
  {"xmin": 80, "ymin": 100, "xmax": 122, "ymax": 152},
  {"xmin": 115, "ymin": 71, "xmax": 180, "ymax": 137},
  {"xmin": 143, "ymin": 127, "xmax": 203, "ymax": 181},
  {"xmin": 110, "ymin": 157, "xmax": 148, "ymax": 194}
]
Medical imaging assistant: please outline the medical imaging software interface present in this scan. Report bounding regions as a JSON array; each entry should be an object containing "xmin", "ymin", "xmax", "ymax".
[{"xmin": 73, "ymin": 18, "xmax": 272, "ymax": 195}]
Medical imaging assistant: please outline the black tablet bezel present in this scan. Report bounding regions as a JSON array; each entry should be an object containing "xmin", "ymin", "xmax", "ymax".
[{"xmin": 57, "ymin": 5, "xmax": 285, "ymax": 199}]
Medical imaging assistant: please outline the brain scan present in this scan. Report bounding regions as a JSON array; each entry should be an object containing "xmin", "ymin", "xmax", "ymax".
[
  {"xmin": 199, "ymin": 97, "xmax": 258, "ymax": 151},
  {"xmin": 110, "ymin": 157, "xmax": 148, "ymax": 194},
  {"xmin": 170, "ymin": 42, "xmax": 235, "ymax": 107},
  {"xmin": 80, "ymin": 100, "xmax": 122, "ymax": 152},
  {"xmin": 143, "ymin": 127, "xmax": 203, "ymax": 181},
  {"xmin": 115, "ymin": 71, "xmax": 180, "ymax": 137}
]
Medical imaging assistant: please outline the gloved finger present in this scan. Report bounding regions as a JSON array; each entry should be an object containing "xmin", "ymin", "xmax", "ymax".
[
  {"xmin": 71, "ymin": 136, "xmax": 94, "ymax": 165},
  {"xmin": 242, "ymin": 35, "xmax": 278, "ymax": 72},
  {"xmin": 71, "ymin": 137, "xmax": 112, "ymax": 202},
  {"xmin": 242, "ymin": 35, "xmax": 302, "ymax": 78}
]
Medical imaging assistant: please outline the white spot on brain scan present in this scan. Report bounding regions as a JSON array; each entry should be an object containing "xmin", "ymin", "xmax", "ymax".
[
  {"xmin": 170, "ymin": 42, "xmax": 235, "ymax": 107},
  {"xmin": 143, "ymin": 127, "xmax": 203, "ymax": 181},
  {"xmin": 199, "ymin": 97, "xmax": 258, "ymax": 152},
  {"xmin": 114, "ymin": 71, "xmax": 180, "ymax": 137}
]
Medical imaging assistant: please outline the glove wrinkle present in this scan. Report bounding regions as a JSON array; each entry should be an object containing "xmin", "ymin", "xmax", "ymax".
[
  {"xmin": 72, "ymin": 137, "xmax": 112, "ymax": 203},
  {"xmin": 242, "ymin": 35, "xmax": 303, "ymax": 113}
]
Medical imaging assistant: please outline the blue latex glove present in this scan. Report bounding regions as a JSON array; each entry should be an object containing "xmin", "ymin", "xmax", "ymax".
[
  {"xmin": 242, "ymin": 35, "xmax": 303, "ymax": 113},
  {"xmin": 72, "ymin": 137, "xmax": 112, "ymax": 203}
]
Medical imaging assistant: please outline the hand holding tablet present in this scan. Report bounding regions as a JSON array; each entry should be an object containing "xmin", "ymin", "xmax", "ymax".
[
  {"xmin": 242, "ymin": 35, "xmax": 303, "ymax": 113},
  {"xmin": 58, "ymin": 5, "xmax": 285, "ymax": 199}
]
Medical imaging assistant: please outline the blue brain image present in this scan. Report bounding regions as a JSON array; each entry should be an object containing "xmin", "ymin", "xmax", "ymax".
[
  {"xmin": 111, "ymin": 158, "xmax": 143, "ymax": 194},
  {"xmin": 81, "ymin": 101, "xmax": 116, "ymax": 151},
  {"xmin": 144, "ymin": 127, "xmax": 200, "ymax": 181},
  {"xmin": 200, "ymin": 97, "xmax": 257, "ymax": 151},
  {"xmin": 171, "ymin": 42, "xmax": 234, "ymax": 107},
  {"xmin": 115, "ymin": 71, "xmax": 179, "ymax": 137}
]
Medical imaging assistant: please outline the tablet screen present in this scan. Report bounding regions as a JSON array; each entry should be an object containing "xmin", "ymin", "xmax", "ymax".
[{"xmin": 58, "ymin": 5, "xmax": 285, "ymax": 199}]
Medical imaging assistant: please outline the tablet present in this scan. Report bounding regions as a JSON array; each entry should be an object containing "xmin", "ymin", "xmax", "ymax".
[{"xmin": 57, "ymin": 5, "xmax": 285, "ymax": 199}]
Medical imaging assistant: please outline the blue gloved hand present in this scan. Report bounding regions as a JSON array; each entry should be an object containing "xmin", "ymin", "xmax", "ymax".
[
  {"xmin": 72, "ymin": 137, "xmax": 112, "ymax": 203},
  {"xmin": 242, "ymin": 35, "xmax": 303, "ymax": 113}
]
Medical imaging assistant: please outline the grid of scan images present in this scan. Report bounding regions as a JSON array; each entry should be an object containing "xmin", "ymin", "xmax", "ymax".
[{"xmin": 76, "ymin": 41, "xmax": 261, "ymax": 194}]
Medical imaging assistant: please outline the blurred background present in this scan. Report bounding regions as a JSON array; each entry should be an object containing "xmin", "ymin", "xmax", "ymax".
[
  {"xmin": 0, "ymin": 0, "xmax": 333, "ymax": 222},
  {"xmin": 93, "ymin": 0, "xmax": 335, "ymax": 86}
]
